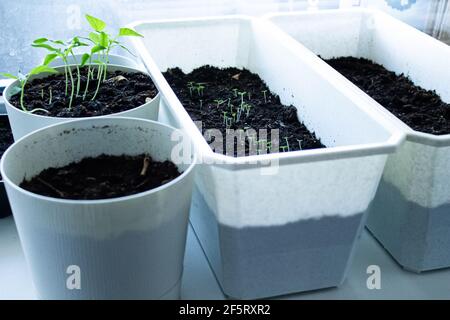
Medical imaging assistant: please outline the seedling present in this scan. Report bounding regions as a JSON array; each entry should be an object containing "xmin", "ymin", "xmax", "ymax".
[
  {"xmin": 199, "ymin": 99, "xmax": 203, "ymax": 109},
  {"xmin": 222, "ymin": 111, "xmax": 228, "ymax": 124},
  {"xmin": 195, "ymin": 83, "xmax": 205, "ymax": 96},
  {"xmin": 248, "ymin": 92, "xmax": 251, "ymax": 100},
  {"xmin": 238, "ymin": 91, "xmax": 246, "ymax": 105},
  {"xmin": 297, "ymin": 139, "xmax": 303, "ymax": 150},
  {"xmin": 214, "ymin": 99, "xmax": 225, "ymax": 108},
  {"xmin": 2, "ymin": 14, "xmax": 144, "ymax": 115},
  {"xmin": 48, "ymin": 87, "xmax": 53, "ymax": 104},
  {"xmin": 232, "ymin": 88, "xmax": 238, "ymax": 97},
  {"xmin": 1, "ymin": 65, "xmax": 58, "ymax": 111},
  {"xmin": 187, "ymin": 82, "xmax": 195, "ymax": 97},
  {"xmin": 284, "ymin": 137, "xmax": 290, "ymax": 151},
  {"xmin": 83, "ymin": 15, "xmax": 143, "ymax": 100},
  {"xmin": 262, "ymin": 90, "xmax": 267, "ymax": 103}
]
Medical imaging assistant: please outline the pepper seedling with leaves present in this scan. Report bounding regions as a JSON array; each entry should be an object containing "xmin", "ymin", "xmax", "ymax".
[
  {"xmin": 1, "ymin": 65, "xmax": 58, "ymax": 113},
  {"xmin": 0, "ymin": 13, "xmax": 144, "ymax": 114}
]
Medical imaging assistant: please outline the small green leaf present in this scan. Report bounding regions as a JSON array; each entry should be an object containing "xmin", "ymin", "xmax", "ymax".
[
  {"xmin": 91, "ymin": 44, "xmax": 106, "ymax": 54},
  {"xmin": 0, "ymin": 72, "xmax": 18, "ymax": 80},
  {"xmin": 85, "ymin": 14, "xmax": 106, "ymax": 32},
  {"xmin": 32, "ymin": 43, "xmax": 59, "ymax": 52},
  {"xmin": 43, "ymin": 53, "xmax": 58, "ymax": 65},
  {"xmin": 89, "ymin": 32, "xmax": 100, "ymax": 44},
  {"xmin": 33, "ymin": 37, "xmax": 48, "ymax": 44},
  {"xmin": 99, "ymin": 32, "xmax": 109, "ymax": 48},
  {"xmin": 29, "ymin": 65, "xmax": 58, "ymax": 76},
  {"xmin": 118, "ymin": 28, "xmax": 143, "ymax": 38},
  {"xmin": 80, "ymin": 53, "xmax": 90, "ymax": 67}
]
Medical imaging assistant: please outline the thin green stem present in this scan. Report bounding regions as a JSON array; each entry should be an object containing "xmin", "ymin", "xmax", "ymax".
[
  {"xmin": 19, "ymin": 80, "xmax": 27, "ymax": 111},
  {"xmin": 83, "ymin": 56, "xmax": 93, "ymax": 100},
  {"xmin": 64, "ymin": 64, "xmax": 69, "ymax": 96},
  {"xmin": 91, "ymin": 64, "xmax": 103, "ymax": 101},
  {"xmin": 67, "ymin": 65, "xmax": 75, "ymax": 110},
  {"xmin": 70, "ymin": 52, "xmax": 81, "ymax": 97}
]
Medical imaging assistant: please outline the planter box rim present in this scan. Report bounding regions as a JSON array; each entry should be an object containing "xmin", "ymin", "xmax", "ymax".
[
  {"xmin": 263, "ymin": 9, "xmax": 450, "ymax": 146},
  {"xmin": 0, "ymin": 116, "xmax": 196, "ymax": 205}
]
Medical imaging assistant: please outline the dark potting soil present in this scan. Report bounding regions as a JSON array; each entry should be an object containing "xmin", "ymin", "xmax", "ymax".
[
  {"xmin": 9, "ymin": 68, "xmax": 157, "ymax": 118},
  {"xmin": 0, "ymin": 117, "xmax": 14, "ymax": 180},
  {"xmin": 20, "ymin": 154, "xmax": 181, "ymax": 200},
  {"xmin": 324, "ymin": 57, "xmax": 450, "ymax": 135},
  {"xmin": 163, "ymin": 66, "xmax": 325, "ymax": 157}
]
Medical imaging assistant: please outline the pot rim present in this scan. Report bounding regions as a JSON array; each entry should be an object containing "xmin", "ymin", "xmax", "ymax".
[
  {"xmin": 0, "ymin": 116, "xmax": 197, "ymax": 205},
  {"xmin": 3, "ymin": 63, "xmax": 159, "ymax": 121}
]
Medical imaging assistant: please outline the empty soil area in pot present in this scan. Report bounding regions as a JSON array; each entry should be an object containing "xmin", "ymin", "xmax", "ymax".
[
  {"xmin": 9, "ymin": 68, "xmax": 157, "ymax": 118},
  {"xmin": 163, "ymin": 66, "xmax": 325, "ymax": 157},
  {"xmin": 325, "ymin": 57, "xmax": 450, "ymax": 135},
  {"xmin": 0, "ymin": 117, "xmax": 14, "ymax": 180},
  {"xmin": 20, "ymin": 154, "xmax": 181, "ymax": 200}
]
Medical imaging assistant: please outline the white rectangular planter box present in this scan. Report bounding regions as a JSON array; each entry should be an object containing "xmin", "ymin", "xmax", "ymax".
[
  {"xmin": 265, "ymin": 8, "xmax": 450, "ymax": 272},
  {"xmin": 129, "ymin": 16, "xmax": 403, "ymax": 298}
]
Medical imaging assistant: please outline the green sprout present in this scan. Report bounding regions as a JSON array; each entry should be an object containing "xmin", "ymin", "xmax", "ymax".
[
  {"xmin": 222, "ymin": 111, "xmax": 228, "ymax": 124},
  {"xmin": 248, "ymin": 92, "xmax": 251, "ymax": 100},
  {"xmin": 297, "ymin": 139, "xmax": 303, "ymax": 150},
  {"xmin": 83, "ymin": 14, "xmax": 143, "ymax": 100},
  {"xmin": 1, "ymin": 65, "xmax": 58, "ymax": 112},
  {"xmin": 49, "ymin": 87, "xmax": 53, "ymax": 104},
  {"xmin": 187, "ymin": 82, "xmax": 195, "ymax": 97},
  {"xmin": 232, "ymin": 88, "xmax": 238, "ymax": 97},
  {"xmin": 195, "ymin": 83, "xmax": 205, "ymax": 96},
  {"xmin": 262, "ymin": 90, "xmax": 267, "ymax": 103},
  {"xmin": 199, "ymin": 99, "xmax": 203, "ymax": 109},
  {"xmin": 214, "ymin": 99, "xmax": 225, "ymax": 108},
  {"xmin": 238, "ymin": 91, "xmax": 246, "ymax": 105}
]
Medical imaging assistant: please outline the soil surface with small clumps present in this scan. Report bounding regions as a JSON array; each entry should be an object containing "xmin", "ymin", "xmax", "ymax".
[
  {"xmin": 163, "ymin": 66, "xmax": 325, "ymax": 157},
  {"xmin": 20, "ymin": 154, "xmax": 181, "ymax": 200},
  {"xmin": 0, "ymin": 116, "xmax": 14, "ymax": 180},
  {"xmin": 9, "ymin": 67, "xmax": 157, "ymax": 118},
  {"xmin": 325, "ymin": 57, "xmax": 450, "ymax": 135}
]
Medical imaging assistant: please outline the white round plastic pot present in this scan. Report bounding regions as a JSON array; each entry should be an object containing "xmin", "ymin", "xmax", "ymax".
[
  {"xmin": 46, "ymin": 53, "xmax": 145, "ymax": 71},
  {"xmin": 4, "ymin": 64, "xmax": 160, "ymax": 140},
  {"xmin": 0, "ymin": 117, "xmax": 196, "ymax": 299}
]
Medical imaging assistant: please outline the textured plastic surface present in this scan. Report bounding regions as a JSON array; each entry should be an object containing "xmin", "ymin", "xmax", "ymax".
[
  {"xmin": 0, "ymin": 117, "xmax": 196, "ymax": 299},
  {"xmin": 4, "ymin": 64, "xmax": 160, "ymax": 140},
  {"xmin": 265, "ymin": 9, "xmax": 450, "ymax": 272},
  {"xmin": 129, "ymin": 16, "xmax": 403, "ymax": 298}
]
